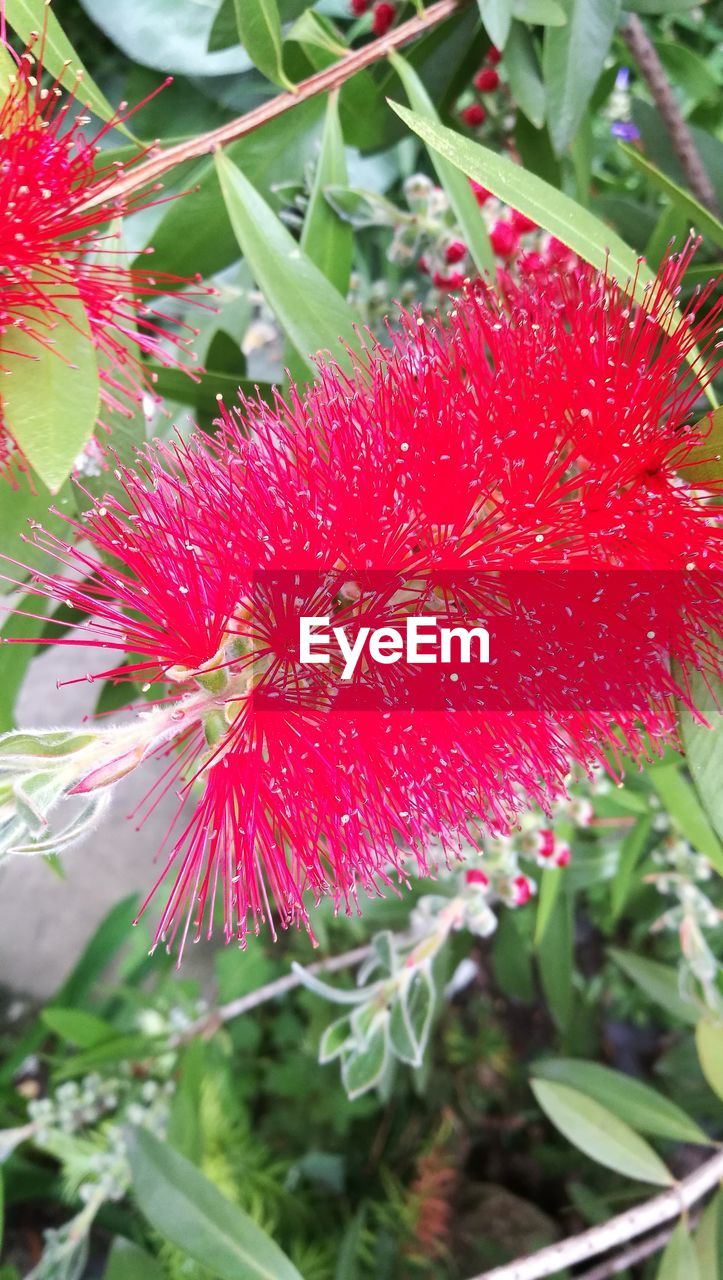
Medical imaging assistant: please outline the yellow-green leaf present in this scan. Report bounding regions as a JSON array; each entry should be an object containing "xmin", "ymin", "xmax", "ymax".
[
  {"xmin": 233, "ymin": 0, "xmax": 293, "ymax": 89},
  {"xmin": 531, "ymin": 1079, "xmax": 673, "ymax": 1185},
  {"xmin": 683, "ymin": 406, "xmax": 723, "ymax": 489},
  {"xmin": 215, "ymin": 149, "xmax": 359, "ymax": 377},
  {"xmin": 696, "ymin": 1019, "xmax": 723, "ymax": 1102},
  {"xmin": 657, "ymin": 1220, "xmax": 702, "ymax": 1280},
  {"xmin": 5, "ymin": 0, "xmax": 127, "ymax": 130},
  {"xmin": 389, "ymin": 52, "xmax": 495, "ymax": 276},
  {"xmin": 1, "ymin": 291, "xmax": 100, "ymax": 493}
]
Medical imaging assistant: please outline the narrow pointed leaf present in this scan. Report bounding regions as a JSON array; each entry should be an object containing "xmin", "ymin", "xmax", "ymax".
[
  {"xmin": 1, "ymin": 291, "xmax": 100, "ymax": 492},
  {"xmin": 649, "ymin": 764, "xmax": 723, "ymax": 875},
  {"xmin": 693, "ymin": 1192, "xmax": 721, "ymax": 1280},
  {"xmin": 620, "ymin": 145, "xmax": 723, "ymax": 251},
  {"xmin": 678, "ymin": 669, "xmax": 723, "ymax": 844},
  {"xmin": 696, "ymin": 1019, "xmax": 723, "ymax": 1102},
  {"xmin": 609, "ymin": 949, "xmax": 700, "ymax": 1026},
  {"xmin": 657, "ymin": 1220, "xmax": 702, "ymax": 1280},
  {"xmin": 542, "ymin": 0, "xmax": 620, "ymax": 155},
  {"xmin": 232, "ymin": 0, "xmax": 293, "ymax": 89},
  {"xmin": 389, "ymin": 52, "xmax": 494, "ymax": 275},
  {"xmin": 535, "ymin": 1059, "xmax": 709, "ymax": 1144},
  {"xmin": 127, "ymin": 1127, "xmax": 303, "ymax": 1280},
  {"xmin": 5, "ymin": 0, "xmax": 127, "ymax": 129},
  {"xmin": 301, "ymin": 91, "xmax": 353, "ymax": 297},
  {"xmin": 531, "ymin": 1079, "xmax": 673, "ymax": 1185},
  {"xmin": 215, "ymin": 149, "xmax": 358, "ymax": 376},
  {"xmin": 476, "ymin": 0, "xmax": 513, "ymax": 49}
]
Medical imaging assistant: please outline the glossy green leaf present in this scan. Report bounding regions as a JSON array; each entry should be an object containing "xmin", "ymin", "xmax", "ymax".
[
  {"xmin": 477, "ymin": 0, "xmax": 513, "ymax": 49},
  {"xmin": 531, "ymin": 1079, "xmax": 673, "ymax": 1185},
  {"xmin": 657, "ymin": 1220, "xmax": 702, "ymax": 1280},
  {"xmin": 129, "ymin": 1127, "xmax": 303, "ymax": 1280},
  {"xmin": 233, "ymin": 0, "xmax": 293, "ymax": 88},
  {"xmin": 535, "ymin": 1059, "xmax": 709, "ymax": 1144},
  {"xmin": 682, "ymin": 407, "xmax": 723, "ymax": 490},
  {"xmin": 542, "ymin": 0, "xmax": 620, "ymax": 155},
  {"xmin": 649, "ymin": 763, "xmax": 723, "ymax": 875},
  {"xmin": 301, "ymin": 91, "xmax": 353, "ymax": 297},
  {"xmin": 610, "ymin": 815, "xmax": 652, "ymax": 923},
  {"xmin": 609, "ymin": 949, "xmax": 700, "ymax": 1026},
  {"xmin": 504, "ymin": 22, "xmax": 545, "ymax": 129},
  {"xmin": 215, "ymin": 148, "xmax": 358, "ymax": 375},
  {"xmin": 103, "ymin": 1239, "xmax": 166, "ymax": 1280},
  {"xmin": 621, "ymin": 145, "xmax": 723, "ymax": 251},
  {"xmin": 678, "ymin": 669, "xmax": 723, "ymax": 844},
  {"xmin": 150, "ymin": 366, "xmax": 272, "ymax": 417},
  {"xmin": 390, "ymin": 52, "xmax": 495, "ymax": 276},
  {"xmin": 693, "ymin": 1191, "xmax": 721, "ymax": 1280},
  {"xmin": 5, "ymin": 0, "xmax": 124, "ymax": 127},
  {"xmin": 696, "ymin": 1020, "xmax": 723, "ymax": 1102},
  {"xmin": 2, "ymin": 292, "xmax": 100, "ymax": 493}
]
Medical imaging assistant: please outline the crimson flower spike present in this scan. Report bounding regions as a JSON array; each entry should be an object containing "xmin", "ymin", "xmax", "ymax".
[
  {"xmin": 0, "ymin": 15, "xmax": 214, "ymax": 483},
  {"xmin": 4, "ymin": 246, "xmax": 722, "ymax": 960}
]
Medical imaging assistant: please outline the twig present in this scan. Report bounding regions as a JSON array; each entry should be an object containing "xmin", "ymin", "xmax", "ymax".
[
  {"xmin": 620, "ymin": 13, "xmax": 719, "ymax": 216},
  {"xmin": 177, "ymin": 942, "xmax": 373, "ymax": 1043},
  {"xmin": 575, "ymin": 1215, "xmax": 698, "ymax": 1280},
  {"xmin": 84, "ymin": 0, "xmax": 465, "ymax": 211},
  {"xmin": 468, "ymin": 1148, "xmax": 723, "ymax": 1280}
]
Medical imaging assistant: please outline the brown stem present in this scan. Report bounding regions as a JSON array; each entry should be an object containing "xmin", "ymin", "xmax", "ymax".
[
  {"xmin": 176, "ymin": 942, "xmax": 373, "ymax": 1043},
  {"xmin": 620, "ymin": 13, "xmax": 719, "ymax": 216},
  {"xmin": 86, "ymin": 0, "xmax": 465, "ymax": 211}
]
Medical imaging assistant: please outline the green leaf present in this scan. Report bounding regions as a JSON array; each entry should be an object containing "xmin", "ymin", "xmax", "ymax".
[
  {"xmin": 534, "ymin": 866, "xmax": 562, "ymax": 947},
  {"xmin": 535, "ymin": 1059, "xmax": 709, "ymax": 1144},
  {"xmin": 103, "ymin": 1239, "xmax": 166, "ymax": 1280},
  {"xmin": 504, "ymin": 22, "xmax": 545, "ymax": 129},
  {"xmin": 621, "ymin": 146, "xmax": 723, "ymax": 252},
  {"xmin": 678, "ymin": 669, "xmax": 723, "ymax": 844},
  {"xmin": 609, "ymin": 949, "xmax": 700, "ymax": 1026},
  {"xmin": 301, "ymin": 91, "xmax": 353, "ymax": 297},
  {"xmin": 2, "ymin": 290, "xmax": 100, "ymax": 493},
  {"xmin": 215, "ymin": 148, "xmax": 359, "ymax": 375},
  {"xmin": 389, "ymin": 52, "xmax": 495, "ymax": 276},
  {"xmin": 514, "ymin": 0, "xmax": 566, "ymax": 20},
  {"xmin": 694, "ymin": 1191, "xmax": 721, "ymax": 1280},
  {"xmin": 388, "ymin": 104, "xmax": 652, "ymax": 291},
  {"xmin": 648, "ymin": 763, "xmax": 723, "ymax": 876},
  {"xmin": 41, "ymin": 1008, "xmax": 116, "ymax": 1049},
  {"xmin": 657, "ymin": 1220, "xmax": 702, "ymax": 1280},
  {"xmin": 537, "ymin": 882, "xmax": 573, "ymax": 1030},
  {"xmin": 233, "ymin": 0, "xmax": 293, "ymax": 89},
  {"xmin": 78, "ymin": 0, "xmax": 252, "ymax": 76},
  {"xmin": 476, "ymin": 0, "xmax": 513, "ymax": 49},
  {"xmin": 610, "ymin": 815, "xmax": 652, "ymax": 923},
  {"xmin": 630, "ymin": 0, "xmax": 699, "ymax": 10},
  {"xmin": 680, "ymin": 406, "xmax": 723, "ymax": 491},
  {"xmin": 5, "ymin": 0, "xmax": 125, "ymax": 128},
  {"xmin": 0, "ymin": 592, "xmax": 49, "ymax": 731},
  {"xmin": 542, "ymin": 0, "xmax": 620, "ymax": 155},
  {"xmin": 696, "ymin": 1019, "xmax": 723, "ymax": 1102},
  {"xmin": 149, "ymin": 366, "xmax": 272, "ymax": 417},
  {"xmin": 492, "ymin": 911, "xmax": 535, "ymax": 1001},
  {"xmin": 342, "ymin": 1022, "xmax": 389, "ymax": 1099},
  {"xmin": 531, "ymin": 1079, "xmax": 673, "ymax": 1185},
  {"xmin": 128, "ymin": 1127, "xmax": 304, "ymax": 1280}
]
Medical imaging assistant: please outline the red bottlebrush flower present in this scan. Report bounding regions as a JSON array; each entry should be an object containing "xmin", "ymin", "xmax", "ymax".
[
  {"xmin": 12, "ymin": 247, "xmax": 721, "ymax": 955},
  {"xmin": 0, "ymin": 30, "xmax": 209, "ymax": 482},
  {"xmin": 510, "ymin": 209, "xmax": 538, "ymax": 234},
  {"xmin": 445, "ymin": 240, "xmax": 468, "ymax": 265},
  {"xmin": 350, "ymin": 0, "xmax": 370, "ymax": 12},
  {"xmin": 487, "ymin": 45, "xmax": 502, "ymax": 65},
  {"xmin": 490, "ymin": 220, "xmax": 519, "ymax": 258},
  {"xmin": 474, "ymin": 67, "xmax": 500, "ymax": 93},
  {"xmin": 371, "ymin": 1, "xmax": 396, "ymax": 35},
  {"xmin": 461, "ymin": 103, "xmax": 486, "ymax": 128},
  {"xmin": 432, "ymin": 269, "xmax": 465, "ymax": 291}
]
